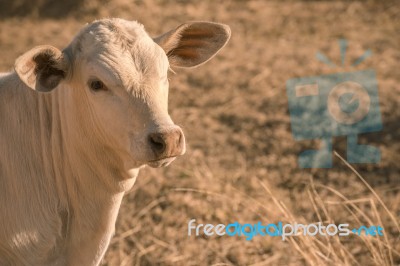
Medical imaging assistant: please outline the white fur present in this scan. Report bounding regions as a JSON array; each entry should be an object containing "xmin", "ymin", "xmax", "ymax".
[{"xmin": 0, "ymin": 18, "xmax": 230, "ymax": 265}]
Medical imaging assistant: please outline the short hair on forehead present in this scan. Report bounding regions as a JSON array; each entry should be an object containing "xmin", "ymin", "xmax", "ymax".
[
  {"xmin": 66, "ymin": 18, "xmax": 168, "ymax": 79},
  {"xmin": 72, "ymin": 19, "xmax": 149, "ymax": 55}
]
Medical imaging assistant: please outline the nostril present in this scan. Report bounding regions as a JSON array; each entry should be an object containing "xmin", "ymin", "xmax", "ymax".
[{"xmin": 148, "ymin": 133, "xmax": 166, "ymax": 154}]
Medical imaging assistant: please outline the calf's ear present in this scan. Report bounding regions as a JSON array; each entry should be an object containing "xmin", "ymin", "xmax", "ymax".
[
  {"xmin": 154, "ymin": 22, "xmax": 231, "ymax": 68},
  {"xmin": 14, "ymin": 45, "xmax": 68, "ymax": 92}
]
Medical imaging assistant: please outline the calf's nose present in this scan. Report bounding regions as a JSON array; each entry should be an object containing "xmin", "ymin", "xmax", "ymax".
[{"xmin": 148, "ymin": 128, "xmax": 185, "ymax": 159}]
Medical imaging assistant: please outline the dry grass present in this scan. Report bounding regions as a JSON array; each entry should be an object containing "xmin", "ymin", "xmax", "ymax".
[
  {"xmin": 0, "ymin": 0, "xmax": 399, "ymax": 265},
  {"xmin": 260, "ymin": 151, "xmax": 400, "ymax": 266}
]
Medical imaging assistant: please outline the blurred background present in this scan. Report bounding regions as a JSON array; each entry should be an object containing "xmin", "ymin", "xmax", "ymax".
[{"xmin": 0, "ymin": 0, "xmax": 399, "ymax": 265}]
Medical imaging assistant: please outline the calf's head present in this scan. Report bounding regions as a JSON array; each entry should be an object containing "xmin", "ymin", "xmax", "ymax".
[{"xmin": 14, "ymin": 19, "xmax": 230, "ymax": 170}]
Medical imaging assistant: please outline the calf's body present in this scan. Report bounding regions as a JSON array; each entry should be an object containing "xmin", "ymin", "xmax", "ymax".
[{"xmin": 0, "ymin": 72, "xmax": 136, "ymax": 265}]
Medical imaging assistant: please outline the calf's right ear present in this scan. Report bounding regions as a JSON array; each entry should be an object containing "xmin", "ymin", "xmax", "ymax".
[{"xmin": 14, "ymin": 45, "xmax": 69, "ymax": 92}]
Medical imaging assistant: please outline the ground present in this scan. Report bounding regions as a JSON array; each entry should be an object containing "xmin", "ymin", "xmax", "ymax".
[{"xmin": 0, "ymin": 0, "xmax": 399, "ymax": 265}]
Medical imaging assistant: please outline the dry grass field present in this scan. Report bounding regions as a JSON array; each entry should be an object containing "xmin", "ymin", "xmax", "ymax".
[{"xmin": 0, "ymin": 0, "xmax": 399, "ymax": 265}]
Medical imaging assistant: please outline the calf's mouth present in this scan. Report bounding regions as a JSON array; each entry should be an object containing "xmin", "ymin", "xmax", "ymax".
[{"xmin": 147, "ymin": 156, "xmax": 177, "ymax": 168}]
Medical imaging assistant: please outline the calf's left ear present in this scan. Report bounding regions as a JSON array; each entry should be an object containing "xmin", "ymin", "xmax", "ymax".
[
  {"xmin": 154, "ymin": 22, "xmax": 231, "ymax": 68},
  {"xmin": 14, "ymin": 45, "xmax": 68, "ymax": 92}
]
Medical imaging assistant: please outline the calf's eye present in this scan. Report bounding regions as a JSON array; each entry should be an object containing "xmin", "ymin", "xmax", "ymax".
[{"xmin": 89, "ymin": 80, "xmax": 108, "ymax": 92}]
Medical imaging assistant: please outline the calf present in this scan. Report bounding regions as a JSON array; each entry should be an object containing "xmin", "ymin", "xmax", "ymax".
[{"xmin": 0, "ymin": 18, "xmax": 230, "ymax": 265}]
